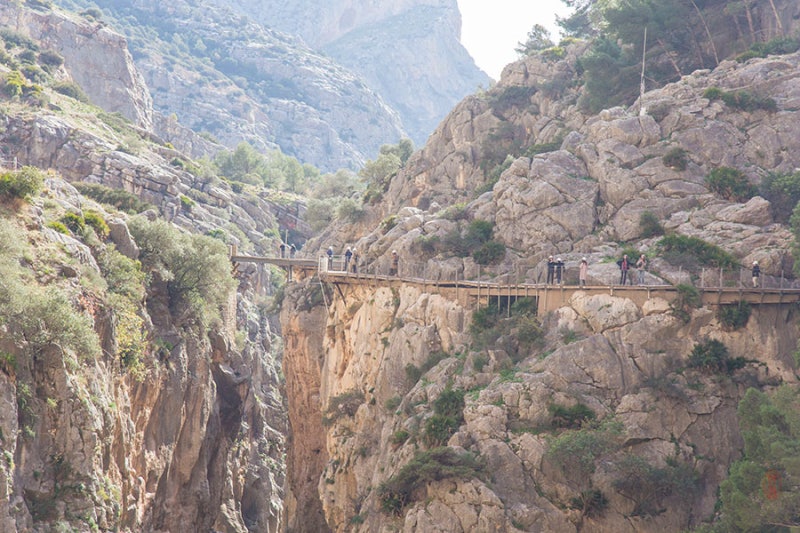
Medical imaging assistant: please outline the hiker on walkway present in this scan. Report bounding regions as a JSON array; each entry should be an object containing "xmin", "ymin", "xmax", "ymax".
[
  {"xmin": 752, "ymin": 261, "xmax": 760, "ymax": 287},
  {"xmin": 579, "ymin": 257, "xmax": 588, "ymax": 287},
  {"xmin": 289, "ymin": 243, "xmax": 296, "ymax": 258},
  {"xmin": 351, "ymin": 249, "xmax": 359, "ymax": 273},
  {"xmin": 279, "ymin": 242, "xmax": 286, "ymax": 258},
  {"xmin": 344, "ymin": 247, "xmax": 353, "ymax": 272},
  {"xmin": 389, "ymin": 250, "xmax": 399, "ymax": 276},
  {"xmin": 326, "ymin": 246, "xmax": 333, "ymax": 270},
  {"xmin": 618, "ymin": 254, "xmax": 631, "ymax": 285},
  {"xmin": 546, "ymin": 256, "xmax": 555, "ymax": 285},
  {"xmin": 555, "ymin": 257, "xmax": 565, "ymax": 285},
  {"xmin": 636, "ymin": 254, "xmax": 648, "ymax": 285}
]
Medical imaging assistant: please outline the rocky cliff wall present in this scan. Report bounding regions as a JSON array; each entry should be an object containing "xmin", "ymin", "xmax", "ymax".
[
  {"xmin": 46, "ymin": 0, "xmax": 408, "ymax": 171},
  {"xmin": 205, "ymin": 0, "xmax": 491, "ymax": 146},
  {"xmin": 281, "ymin": 275, "xmax": 799, "ymax": 531},
  {"xmin": 0, "ymin": 179, "xmax": 285, "ymax": 532},
  {"xmin": 0, "ymin": 3, "xmax": 153, "ymax": 130}
]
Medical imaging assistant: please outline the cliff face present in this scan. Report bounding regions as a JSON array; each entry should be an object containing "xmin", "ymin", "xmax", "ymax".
[
  {"xmin": 221, "ymin": 0, "xmax": 491, "ymax": 145},
  {"xmin": 48, "ymin": 0, "xmax": 405, "ymax": 171},
  {"xmin": 0, "ymin": 10, "xmax": 289, "ymax": 527},
  {"xmin": 0, "ymin": 3, "xmax": 153, "ymax": 130},
  {"xmin": 282, "ymin": 274, "xmax": 799, "ymax": 531},
  {"xmin": 0, "ymin": 178, "xmax": 285, "ymax": 532},
  {"xmin": 281, "ymin": 3, "xmax": 800, "ymax": 530}
]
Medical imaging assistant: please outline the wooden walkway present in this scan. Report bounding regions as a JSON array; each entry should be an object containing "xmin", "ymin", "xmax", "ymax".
[{"xmin": 230, "ymin": 253, "xmax": 800, "ymax": 315}]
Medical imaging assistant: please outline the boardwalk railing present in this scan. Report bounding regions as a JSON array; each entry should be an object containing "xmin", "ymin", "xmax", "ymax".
[{"xmin": 317, "ymin": 255, "xmax": 800, "ymax": 291}]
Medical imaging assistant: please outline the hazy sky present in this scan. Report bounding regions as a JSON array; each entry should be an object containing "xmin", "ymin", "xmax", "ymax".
[{"xmin": 458, "ymin": 0, "xmax": 571, "ymax": 80}]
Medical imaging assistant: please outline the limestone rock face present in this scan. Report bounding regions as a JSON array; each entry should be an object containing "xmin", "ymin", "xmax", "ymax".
[
  {"xmin": 0, "ymin": 185, "xmax": 286, "ymax": 532},
  {"xmin": 281, "ymin": 274, "xmax": 800, "ymax": 531},
  {"xmin": 210, "ymin": 0, "xmax": 491, "ymax": 145},
  {"xmin": 0, "ymin": 3, "xmax": 153, "ymax": 129}
]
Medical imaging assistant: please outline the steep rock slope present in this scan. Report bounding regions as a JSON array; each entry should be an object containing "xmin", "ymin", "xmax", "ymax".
[
  {"xmin": 0, "ymin": 3, "xmax": 153, "ymax": 130},
  {"xmin": 220, "ymin": 0, "xmax": 491, "ymax": 145},
  {"xmin": 283, "ymin": 8, "xmax": 800, "ymax": 531},
  {"xmin": 0, "ymin": 179, "xmax": 285, "ymax": 532},
  {"xmin": 49, "ymin": 0, "xmax": 405, "ymax": 170},
  {"xmin": 0, "ymin": 16, "xmax": 290, "ymax": 530},
  {"xmin": 283, "ymin": 274, "xmax": 799, "ymax": 531}
]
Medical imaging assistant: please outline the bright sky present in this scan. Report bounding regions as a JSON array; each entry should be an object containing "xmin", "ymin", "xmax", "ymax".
[{"xmin": 458, "ymin": 0, "xmax": 572, "ymax": 80}]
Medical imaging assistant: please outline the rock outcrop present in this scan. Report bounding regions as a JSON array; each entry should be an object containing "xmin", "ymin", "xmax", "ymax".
[
  {"xmin": 0, "ymin": 3, "xmax": 153, "ymax": 130},
  {"xmin": 285, "ymin": 5, "xmax": 800, "ymax": 531},
  {"xmin": 282, "ymin": 273, "xmax": 799, "ymax": 531},
  {"xmin": 209, "ymin": 0, "xmax": 491, "ymax": 145},
  {"xmin": 0, "ymin": 179, "xmax": 285, "ymax": 532}
]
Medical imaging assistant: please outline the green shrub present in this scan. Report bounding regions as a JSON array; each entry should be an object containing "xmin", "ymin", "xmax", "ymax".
[
  {"xmin": 1, "ymin": 278, "xmax": 100, "ymax": 358},
  {"xmin": 390, "ymin": 429, "xmax": 410, "ymax": 446},
  {"xmin": 546, "ymin": 419, "xmax": 623, "ymax": 490},
  {"xmin": 549, "ymin": 402, "xmax": 596, "ymax": 429},
  {"xmin": 736, "ymin": 36, "xmax": 800, "ymax": 62},
  {"xmin": 717, "ymin": 301, "xmax": 751, "ymax": 330},
  {"xmin": 336, "ymin": 198, "xmax": 364, "ymax": 223},
  {"xmin": 128, "ymin": 217, "xmax": 236, "ymax": 327},
  {"xmin": 83, "ymin": 210, "xmax": 109, "ymax": 238},
  {"xmin": 761, "ymin": 170, "xmax": 800, "ymax": 223},
  {"xmin": 179, "ymin": 194, "xmax": 195, "ymax": 212},
  {"xmin": 703, "ymin": 87, "xmax": 777, "ymax": 112},
  {"xmin": 423, "ymin": 388, "xmax": 465, "ymax": 446},
  {"xmin": 46, "ymin": 221, "xmax": 69, "ymax": 234},
  {"xmin": 1, "ymin": 70, "xmax": 25, "ymax": 97},
  {"xmin": 662, "ymin": 147, "xmax": 688, "ymax": 170},
  {"xmin": 522, "ymin": 137, "xmax": 563, "ymax": 159},
  {"xmin": 441, "ymin": 203, "xmax": 469, "ymax": 222},
  {"xmin": 423, "ymin": 415, "xmax": 460, "ymax": 446},
  {"xmin": 671, "ymin": 283, "xmax": 701, "ymax": 323},
  {"xmin": 433, "ymin": 388, "xmax": 465, "ymax": 419},
  {"xmin": 61, "ymin": 212, "xmax": 85, "ymax": 234},
  {"xmin": 377, "ymin": 447, "xmax": 484, "ymax": 515},
  {"xmin": 74, "ymin": 183, "xmax": 152, "ymax": 213},
  {"xmin": 322, "ymin": 390, "xmax": 364, "ymax": 425},
  {"xmin": 510, "ymin": 297, "xmax": 537, "ymax": 316},
  {"xmin": 470, "ymin": 305, "xmax": 499, "ymax": 334},
  {"xmin": 0, "ymin": 166, "xmax": 44, "ymax": 199},
  {"xmin": 305, "ymin": 198, "xmax": 336, "ymax": 232},
  {"xmin": 380, "ymin": 215, "xmax": 397, "ymax": 233},
  {"xmin": 472, "ymin": 240, "xmax": 505, "ymax": 265},
  {"xmin": 0, "ymin": 29, "xmax": 38, "ymax": 50},
  {"xmin": 52, "ymin": 81, "xmax": 89, "ymax": 103},
  {"xmin": 705, "ymin": 167, "xmax": 757, "ymax": 202},
  {"xmin": 37, "ymin": 49, "xmax": 63, "ymax": 68},
  {"xmin": 639, "ymin": 210, "xmax": 664, "ymax": 238},
  {"xmin": 611, "ymin": 454, "xmax": 699, "ymax": 516},
  {"xmin": 658, "ymin": 234, "xmax": 737, "ymax": 269},
  {"xmin": 488, "ymin": 85, "xmax": 537, "ymax": 114},
  {"xmin": 687, "ymin": 339, "xmax": 746, "ymax": 374}
]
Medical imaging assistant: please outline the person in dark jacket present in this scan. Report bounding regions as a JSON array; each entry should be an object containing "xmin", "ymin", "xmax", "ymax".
[
  {"xmin": 389, "ymin": 250, "xmax": 399, "ymax": 276},
  {"xmin": 752, "ymin": 261, "xmax": 760, "ymax": 287},
  {"xmin": 344, "ymin": 247, "xmax": 353, "ymax": 272},
  {"xmin": 618, "ymin": 254, "xmax": 631, "ymax": 285},
  {"xmin": 326, "ymin": 246, "xmax": 333, "ymax": 270},
  {"xmin": 546, "ymin": 255, "xmax": 555, "ymax": 285},
  {"xmin": 555, "ymin": 257, "xmax": 565, "ymax": 285}
]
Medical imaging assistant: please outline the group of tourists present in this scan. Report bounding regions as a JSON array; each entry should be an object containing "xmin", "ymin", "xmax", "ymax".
[
  {"xmin": 326, "ymin": 246, "xmax": 361, "ymax": 273},
  {"xmin": 617, "ymin": 253, "xmax": 649, "ymax": 286},
  {"xmin": 278, "ymin": 242, "xmax": 296, "ymax": 258},
  {"xmin": 546, "ymin": 253, "xmax": 650, "ymax": 286}
]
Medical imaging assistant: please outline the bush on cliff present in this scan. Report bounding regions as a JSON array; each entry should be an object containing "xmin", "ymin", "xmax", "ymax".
[
  {"xmin": 128, "ymin": 217, "xmax": 235, "ymax": 327},
  {"xmin": 377, "ymin": 447, "xmax": 484, "ymax": 516},
  {"xmin": 0, "ymin": 166, "xmax": 44, "ymax": 200}
]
